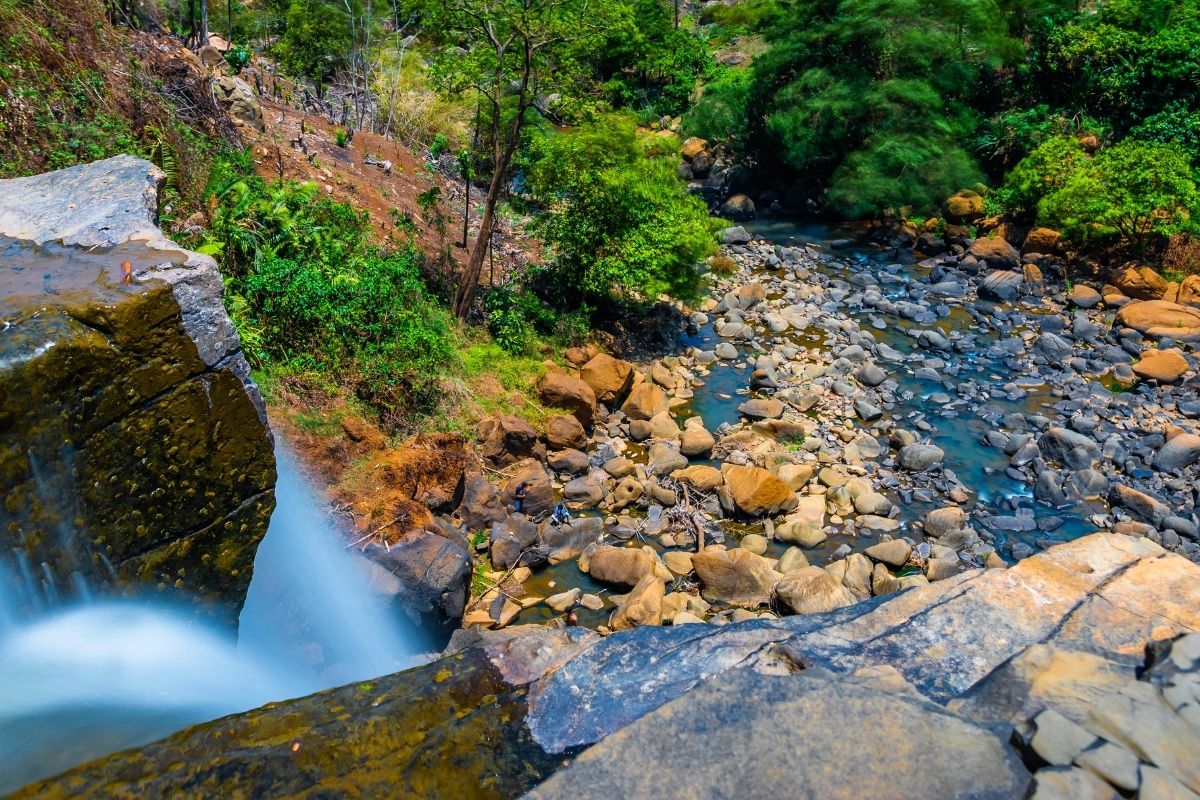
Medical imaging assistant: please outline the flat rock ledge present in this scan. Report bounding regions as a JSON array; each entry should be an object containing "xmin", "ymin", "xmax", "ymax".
[{"xmin": 17, "ymin": 532, "xmax": 1200, "ymax": 799}]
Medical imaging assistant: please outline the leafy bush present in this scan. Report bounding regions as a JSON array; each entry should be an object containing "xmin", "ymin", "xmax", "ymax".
[
  {"xmin": 225, "ymin": 45, "xmax": 252, "ymax": 73},
  {"xmin": 995, "ymin": 135, "xmax": 1089, "ymax": 217},
  {"xmin": 334, "ymin": 128, "xmax": 349, "ymax": 147},
  {"xmin": 203, "ymin": 153, "xmax": 455, "ymax": 420},
  {"xmin": 1039, "ymin": 140, "xmax": 1200, "ymax": 250},
  {"xmin": 528, "ymin": 114, "xmax": 718, "ymax": 305},
  {"xmin": 683, "ymin": 67, "xmax": 753, "ymax": 148}
]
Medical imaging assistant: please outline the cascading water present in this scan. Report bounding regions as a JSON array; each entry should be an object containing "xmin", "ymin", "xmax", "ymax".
[{"xmin": 0, "ymin": 447, "xmax": 423, "ymax": 793}]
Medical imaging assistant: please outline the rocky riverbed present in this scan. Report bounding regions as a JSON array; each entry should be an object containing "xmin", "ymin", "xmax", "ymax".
[{"xmin": 459, "ymin": 218, "xmax": 1199, "ymax": 634}]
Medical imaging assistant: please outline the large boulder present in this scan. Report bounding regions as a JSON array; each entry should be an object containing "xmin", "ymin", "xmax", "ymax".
[
  {"xmin": 978, "ymin": 269, "xmax": 1025, "ymax": 301},
  {"xmin": 579, "ymin": 354, "xmax": 634, "ymax": 405},
  {"xmin": 586, "ymin": 545, "xmax": 657, "ymax": 588},
  {"xmin": 691, "ymin": 547, "xmax": 782, "ymax": 607},
  {"xmin": 539, "ymin": 371, "xmax": 597, "ymax": 427},
  {"xmin": 1154, "ymin": 433, "xmax": 1200, "ymax": 471},
  {"xmin": 621, "ymin": 382, "xmax": 669, "ymax": 421},
  {"xmin": 719, "ymin": 194, "xmax": 755, "ymax": 221},
  {"xmin": 1133, "ymin": 348, "xmax": 1190, "ymax": 383},
  {"xmin": 1110, "ymin": 265, "xmax": 1169, "ymax": 300},
  {"xmin": 945, "ymin": 189, "xmax": 985, "ymax": 221},
  {"xmin": 898, "ymin": 443, "xmax": 945, "ymax": 472},
  {"xmin": 720, "ymin": 464, "xmax": 798, "ymax": 516},
  {"xmin": 527, "ymin": 668, "xmax": 1031, "ymax": 800},
  {"xmin": 0, "ymin": 156, "xmax": 275, "ymax": 626},
  {"xmin": 456, "ymin": 475, "xmax": 506, "ymax": 530},
  {"xmin": 503, "ymin": 460, "xmax": 554, "ymax": 518},
  {"xmin": 1038, "ymin": 428, "xmax": 1101, "ymax": 470},
  {"xmin": 1023, "ymin": 227, "xmax": 1063, "ymax": 254},
  {"xmin": 969, "ymin": 238, "xmax": 1022, "ymax": 271},
  {"xmin": 680, "ymin": 137, "xmax": 708, "ymax": 161},
  {"xmin": 478, "ymin": 414, "xmax": 543, "ymax": 465},
  {"xmin": 212, "ymin": 75, "xmax": 264, "ymax": 131},
  {"xmin": 774, "ymin": 566, "xmax": 857, "ymax": 615},
  {"xmin": 1115, "ymin": 300, "xmax": 1200, "ymax": 341},
  {"xmin": 545, "ymin": 414, "xmax": 588, "ymax": 450},
  {"xmin": 540, "ymin": 516, "xmax": 605, "ymax": 564},
  {"xmin": 671, "ymin": 465, "xmax": 724, "ymax": 492},
  {"xmin": 363, "ymin": 529, "xmax": 472, "ymax": 628},
  {"xmin": 608, "ymin": 574, "xmax": 664, "ymax": 631}
]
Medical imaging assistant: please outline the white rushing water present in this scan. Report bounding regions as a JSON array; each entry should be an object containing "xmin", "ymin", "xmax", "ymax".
[{"xmin": 0, "ymin": 448, "xmax": 420, "ymax": 793}]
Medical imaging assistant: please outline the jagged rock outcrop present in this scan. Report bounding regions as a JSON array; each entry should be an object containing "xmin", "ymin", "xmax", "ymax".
[
  {"xmin": 0, "ymin": 155, "xmax": 275, "ymax": 626},
  {"xmin": 20, "ymin": 533, "xmax": 1200, "ymax": 798}
]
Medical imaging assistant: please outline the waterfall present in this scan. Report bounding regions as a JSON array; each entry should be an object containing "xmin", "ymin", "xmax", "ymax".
[{"xmin": 0, "ymin": 447, "xmax": 421, "ymax": 793}]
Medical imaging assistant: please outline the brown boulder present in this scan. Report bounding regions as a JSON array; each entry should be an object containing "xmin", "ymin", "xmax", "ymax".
[
  {"xmin": 1067, "ymin": 284, "xmax": 1103, "ymax": 309},
  {"xmin": 586, "ymin": 545, "xmax": 656, "ymax": 588},
  {"xmin": 679, "ymin": 423, "xmax": 716, "ymax": 457},
  {"xmin": 455, "ymin": 475, "xmax": 506, "ymax": 530},
  {"xmin": 671, "ymin": 465, "xmax": 724, "ymax": 492},
  {"xmin": 609, "ymin": 574, "xmax": 665, "ymax": 631},
  {"xmin": 720, "ymin": 464, "xmax": 798, "ymax": 517},
  {"xmin": 539, "ymin": 371, "xmax": 597, "ymax": 427},
  {"xmin": 1132, "ymin": 348, "xmax": 1190, "ymax": 383},
  {"xmin": 1023, "ymin": 227, "xmax": 1063, "ymax": 254},
  {"xmin": 1114, "ymin": 301, "xmax": 1200, "ymax": 341},
  {"xmin": 545, "ymin": 414, "xmax": 588, "ymax": 450},
  {"xmin": 580, "ymin": 353, "xmax": 634, "ymax": 405},
  {"xmin": 1178, "ymin": 275, "xmax": 1200, "ymax": 308},
  {"xmin": 503, "ymin": 460, "xmax": 554, "ymax": 518},
  {"xmin": 968, "ymin": 237, "xmax": 1021, "ymax": 270},
  {"xmin": 945, "ymin": 190, "xmax": 984, "ymax": 221},
  {"xmin": 691, "ymin": 547, "xmax": 782, "ymax": 607},
  {"xmin": 478, "ymin": 414, "xmax": 543, "ymax": 465},
  {"xmin": 621, "ymin": 382, "xmax": 669, "ymax": 421},
  {"xmin": 1110, "ymin": 265, "xmax": 1168, "ymax": 300},
  {"xmin": 680, "ymin": 137, "xmax": 708, "ymax": 161},
  {"xmin": 774, "ymin": 566, "xmax": 856, "ymax": 615}
]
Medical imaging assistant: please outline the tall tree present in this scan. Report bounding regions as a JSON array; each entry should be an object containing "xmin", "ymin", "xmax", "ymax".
[{"xmin": 430, "ymin": 0, "xmax": 608, "ymax": 320}]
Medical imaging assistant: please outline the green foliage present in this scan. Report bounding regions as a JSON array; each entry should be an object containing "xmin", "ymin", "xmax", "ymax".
[
  {"xmin": 1039, "ymin": 140, "xmax": 1200, "ymax": 249},
  {"xmin": 429, "ymin": 132, "xmax": 450, "ymax": 160},
  {"xmin": 718, "ymin": 0, "xmax": 1019, "ymax": 216},
  {"xmin": 272, "ymin": 0, "xmax": 349, "ymax": 89},
  {"xmin": 590, "ymin": 0, "xmax": 712, "ymax": 118},
  {"xmin": 529, "ymin": 115, "xmax": 718, "ymax": 304},
  {"xmin": 334, "ymin": 128, "xmax": 349, "ymax": 147},
  {"xmin": 995, "ymin": 135, "xmax": 1089, "ymax": 216},
  {"xmin": 1034, "ymin": 0, "xmax": 1200, "ymax": 131},
  {"xmin": 225, "ymin": 45, "xmax": 252, "ymax": 73},
  {"xmin": 203, "ymin": 152, "xmax": 456, "ymax": 420},
  {"xmin": 204, "ymin": 152, "xmax": 369, "ymax": 278},
  {"xmin": 1130, "ymin": 103, "xmax": 1200, "ymax": 154},
  {"xmin": 683, "ymin": 67, "xmax": 752, "ymax": 148}
]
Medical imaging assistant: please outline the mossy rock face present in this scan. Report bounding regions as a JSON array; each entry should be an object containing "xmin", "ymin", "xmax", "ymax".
[
  {"xmin": 0, "ymin": 156, "xmax": 276, "ymax": 625},
  {"xmin": 15, "ymin": 627, "xmax": 596, "ymax": 799}
]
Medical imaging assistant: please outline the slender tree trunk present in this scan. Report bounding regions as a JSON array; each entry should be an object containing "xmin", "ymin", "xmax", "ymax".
[
  {"xmin": 198, "ymin": 0, "xmax": 209, "ymax": 46},
  {"xmin": 453, "ymin": 164, "xmax": 506, "ymax": 318},
  {"xmin": 227, "ymin": 0, "xmax": 232, "ymax": 40}
]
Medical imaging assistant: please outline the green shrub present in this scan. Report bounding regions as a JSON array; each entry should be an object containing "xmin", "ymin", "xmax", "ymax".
[
  {"xmin": 204, "ymin": 152, "xmax": 455, "ymax": 421},
  {"xmin": 334, "ymin": 128, "xmax": 349, "ymax": 147},
  {"xmin": 996, "ymin": 135, "xmax": 1089, "ymax": 217},
  {"xmin": 529, "ymin": 114, "xmax": 718, "ymax": 305},
  {"xmin": 1039, "ymin": 140, "xmax": 1200, "ymax": 250},
  {"xmin": 225, "ymin": 45, "xmax": 252, "ymax": 73}
]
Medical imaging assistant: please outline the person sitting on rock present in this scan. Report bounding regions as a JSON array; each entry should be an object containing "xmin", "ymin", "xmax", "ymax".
[
  {"xmin": 514, "ymin": 482, "xmax": 528, "ymax": 514},
  {"xmin": 551, "ymin": 502, "xmax": 572, "ymax": 527}
]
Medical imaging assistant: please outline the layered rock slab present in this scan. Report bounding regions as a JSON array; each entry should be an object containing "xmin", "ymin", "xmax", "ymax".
[
  {"xmin": 527, "ymin": 667, "xmax": 1031, "ymax": 800},
  {"xmin": 0, "ymin": 156, "xmax": 275, "ymax": 624}
]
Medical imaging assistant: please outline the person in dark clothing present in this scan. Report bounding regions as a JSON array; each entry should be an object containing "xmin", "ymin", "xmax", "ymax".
[
  {"xmin": 514, "ymin": 482, "xmax": 528, "ymax": 514},
  {"xmin": 551, "ymin": 502, "xmax": 571, "ymax": 527}
]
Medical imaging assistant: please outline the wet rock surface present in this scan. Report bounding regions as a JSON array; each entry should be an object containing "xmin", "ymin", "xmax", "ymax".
[
  {"xmin": 0, "ymin": 156, "xmax": 275, "ymax": 625},
  {"xmin": 24, "ymin": 532, "xmax": 1199, "ymax": 798}
]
